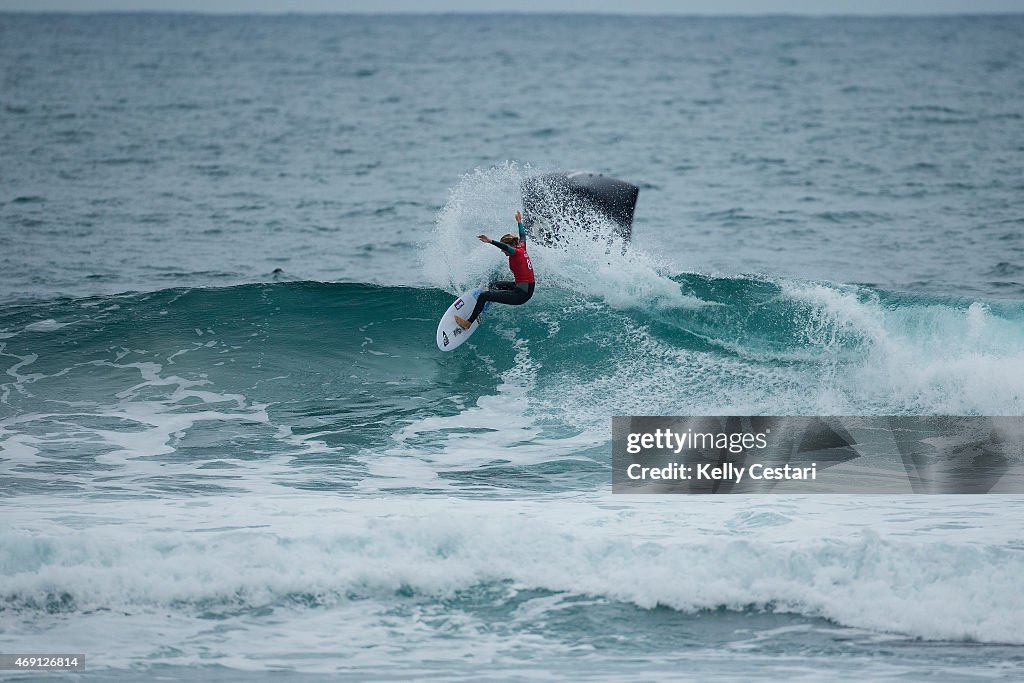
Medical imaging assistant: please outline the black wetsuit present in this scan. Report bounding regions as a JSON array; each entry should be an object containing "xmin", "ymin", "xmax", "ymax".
[{"xmin": 466, "ymin": 221, "xmax": 535, "ymax": 323}]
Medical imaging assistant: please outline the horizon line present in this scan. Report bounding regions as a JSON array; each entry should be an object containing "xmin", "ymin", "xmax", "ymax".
[{"xmin": 3, "ymin": 9, "xmax": 1023, "ymax": 16}]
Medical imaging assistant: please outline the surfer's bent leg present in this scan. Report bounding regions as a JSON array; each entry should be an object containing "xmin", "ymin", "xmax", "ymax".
[{"xmin": 466, "ymin": 282, "xmax": 535, "ymax": 323}]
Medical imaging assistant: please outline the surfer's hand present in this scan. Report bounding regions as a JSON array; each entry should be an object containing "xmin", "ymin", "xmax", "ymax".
[
  {"xmin": 515, "ymin": 211, "xmax": 522, "ymax": 223},
  {"xmin": 477, "ymin": 234, "xmax": 490, "ymax": 243}
]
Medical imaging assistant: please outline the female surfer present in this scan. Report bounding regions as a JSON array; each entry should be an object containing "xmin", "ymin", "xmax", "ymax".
[{"xmin": 454, "ymin": 210, "xmax": 535, "ymax": 329}]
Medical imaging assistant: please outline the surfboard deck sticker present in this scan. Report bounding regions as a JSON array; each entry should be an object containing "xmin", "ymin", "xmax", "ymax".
[{"xmin": 436, "ymin": 288, "xmax": 488, "ymax": 352}]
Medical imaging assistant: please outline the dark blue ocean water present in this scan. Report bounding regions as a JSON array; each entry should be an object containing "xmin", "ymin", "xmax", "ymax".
[{"xmin": 2, "ymin": 13, "xmax": 1024, "ymax": 681}]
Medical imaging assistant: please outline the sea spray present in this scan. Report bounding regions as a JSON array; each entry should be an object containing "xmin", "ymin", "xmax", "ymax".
[{"xmin": 422, "ymin": 163, "xmax": 702, "ymax": 310}]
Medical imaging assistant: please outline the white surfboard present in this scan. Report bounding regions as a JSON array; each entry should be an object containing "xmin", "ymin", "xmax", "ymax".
[{"xmin": 436, "ymin": 287, "xmax": 489, "ymax": 352}]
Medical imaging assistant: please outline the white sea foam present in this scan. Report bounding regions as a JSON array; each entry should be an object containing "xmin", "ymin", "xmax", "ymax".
[
  {"xmin": 359, "ymin": 330, "xmax": 601, "ymax": 490},
  {"xmin": 0, "ymin": 348, "xmax": 320, "ymax": 495},
  {"xmin": 782, "ymin": 281, "xmax": 1024, "ymax": 414},
  {"xmin": 2, "ymin": 493, "xmax": 1022, "ymax": 656}
]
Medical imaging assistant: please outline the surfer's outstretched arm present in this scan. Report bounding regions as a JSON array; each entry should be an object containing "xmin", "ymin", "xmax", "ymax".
[{"xmin": 477, "ymin": 233, "xmax": 515, "ymax": 255}]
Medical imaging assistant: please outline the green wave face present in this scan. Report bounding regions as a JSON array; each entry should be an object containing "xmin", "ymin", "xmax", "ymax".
[{"xmin": 4, "ymin": 278, "xmax": 1024, "ymax": 474}]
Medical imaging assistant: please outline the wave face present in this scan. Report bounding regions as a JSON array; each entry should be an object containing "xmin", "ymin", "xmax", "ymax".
[
  {"xmin": 3, "ymin": 275, "xmax": 1024, "ymax": 486},
  {"xmin": 6, "ymin": 276, "xmax": 1023, "ymax": 464}
]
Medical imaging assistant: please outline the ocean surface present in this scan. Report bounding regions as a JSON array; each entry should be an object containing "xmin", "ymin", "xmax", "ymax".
[{"xmin": 2, "ymin": 12, "xmax": 1024, "ymax": 681}]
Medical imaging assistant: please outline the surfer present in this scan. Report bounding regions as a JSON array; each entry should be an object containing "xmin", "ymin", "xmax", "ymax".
[{"xmin": 455, "ymin": 211, "xmax": 535, "ymax": 329}]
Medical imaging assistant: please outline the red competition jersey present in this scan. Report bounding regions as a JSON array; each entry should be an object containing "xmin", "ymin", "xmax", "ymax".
[{"xmin": 509, "ymin": 243, "xmax": 535, "ymax": 283}]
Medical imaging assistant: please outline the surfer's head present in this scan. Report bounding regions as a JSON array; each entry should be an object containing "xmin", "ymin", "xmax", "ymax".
[{"xmin": 500, "ymin": 233, "xmax": 519, "ymax": 247}]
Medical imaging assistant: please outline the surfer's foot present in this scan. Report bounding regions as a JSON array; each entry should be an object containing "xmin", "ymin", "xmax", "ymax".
[{"xmin": 454, "ymin": 315, "xmax": 472, "ymax": 330}]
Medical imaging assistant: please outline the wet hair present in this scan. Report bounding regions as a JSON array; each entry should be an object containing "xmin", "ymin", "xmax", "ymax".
[{"xmin": 500, "ymin": 233, "xmax": 519, "ymax": 247}]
